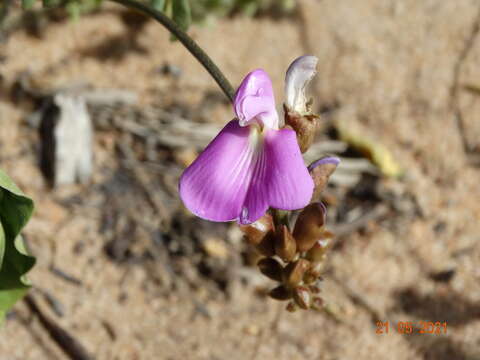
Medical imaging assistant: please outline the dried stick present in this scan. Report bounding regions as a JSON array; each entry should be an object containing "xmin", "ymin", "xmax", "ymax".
[{"xmin": 24, "ymin": 294, "xmax": 93, "ymax": 360}]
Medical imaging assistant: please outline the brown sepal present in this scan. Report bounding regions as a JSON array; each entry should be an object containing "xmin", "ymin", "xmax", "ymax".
[
  {"xmin": 255, "ymin": 232, "xmax": 276, "ymax": 257},
  {"xmin": 240, "ymin": 214, "xmax": 275, "ymax": 246},
  {"xmin": 284, "ymin": 104, "xmax": 318, "ymax": 153},
  {"xmin": 240, "ymin": 214, "xmax": 276, "ymax": 257},
  {"xmin": 275, "ymin": 225, "xmax": 297, "ymax": 262}
]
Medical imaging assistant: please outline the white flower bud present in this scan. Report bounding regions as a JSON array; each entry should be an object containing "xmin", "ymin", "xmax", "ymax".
[{"xmin": 284, "ymin": 55, "xmax": 318, "ymax": 114}]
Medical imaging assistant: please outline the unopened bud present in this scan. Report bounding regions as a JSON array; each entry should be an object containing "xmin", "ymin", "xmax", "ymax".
[
  {"xmin": 308, "ymin": 157, "xmax": 340, "ymax": 200},
  {"xmin": 311, "ymin": 297, "xmax": 324, "ymax": 311},
  {"xmin": 269, "ymin": 285, "xmax": 292, "ymax": 301},
  {"xmin": 286, "ymin": 301, "xmax": 298, "ymax": 312},
  {"xmin": 275, "ymin": 225, "xmax": 297, "ymax": 262},
  {"xmin": 293, "ymin": 202, "xmax": 327, "ymax": 252},
  {"xmin": 308, "ymin": 284, "xmax": 321, "ymax": 294},
  {"xmin": 306, "ymin": 238, "xmax": 334, "ymax": 263},
  {"xmin": 293, "ymin": 286, "xmax": 311, "ymax": 310},
  {"xmin": 305, "ymin": 261, "xmax": 325, "ymax": 280},
  {"xmin": 255, "ymin": 233, "xmax": 276, "ymax": 257},
  {"xmin": 257, "ymin": 257, "xmax": 283, "ymax": 282},
  {"xmin": 303, "ymin": 271, "xmax": 317, "ymax": 285},
  {"xmin": 283, "ymin": 259, "xmax": 311, "ymax": 287}
]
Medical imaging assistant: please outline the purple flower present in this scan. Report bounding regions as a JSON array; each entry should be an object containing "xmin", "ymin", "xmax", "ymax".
[{"xmin": 179, "ymin": 69, "xmax": 314, "ymax": 224}]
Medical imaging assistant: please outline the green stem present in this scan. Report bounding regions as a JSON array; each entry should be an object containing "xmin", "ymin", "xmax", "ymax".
[{"xmin": 108, "ymin": 0, "xmax": 235, "ymax": 102}]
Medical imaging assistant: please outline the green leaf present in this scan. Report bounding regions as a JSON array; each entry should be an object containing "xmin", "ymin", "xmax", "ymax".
[
  {"xmin": 0, "ymin": 169, "xmax": 35, "ymax": 323},
  {"xmin": 42, "ymin": 0, "xmax": 61, "ymax": 8},
  {"xmin": 172, "ymin": 0, "xmax": 191, "ymax": 32},
  {"xmin": 151, "ymin": 0, "xmax": 166, "ymax": 11},
  {"xmin": 240, "ymin": 2, "xmax": 258, "ymax": 17},
  {"xmin": 0, "ymin": 169, "xmax": 33, "ymax": 237},
  {"xmin": 280, "ymin": 0, "xmax": 295, "ymax": 12},
  {"xmin": 66, "ymin": 1, "xmax": 81, "ymax": 21},
  {"xmin": 21, "ymin": 0, "xmax": 37, "ymax": 10}
]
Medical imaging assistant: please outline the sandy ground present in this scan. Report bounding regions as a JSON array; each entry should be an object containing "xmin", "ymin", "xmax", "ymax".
[{"xmin": 1, "ymin": 0, "xmax": 480, "ymax": 359}]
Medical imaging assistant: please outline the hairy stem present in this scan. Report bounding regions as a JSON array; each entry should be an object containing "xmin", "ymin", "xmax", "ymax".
[{"xmin": 108, "ymin": 0, "xmax": 235, "ymax": 102}]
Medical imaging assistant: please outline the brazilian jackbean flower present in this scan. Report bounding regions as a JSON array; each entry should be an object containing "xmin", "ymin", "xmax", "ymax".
[{"xmin": 179, "ymin": 69, "xmax": 314, "ymax": 224}]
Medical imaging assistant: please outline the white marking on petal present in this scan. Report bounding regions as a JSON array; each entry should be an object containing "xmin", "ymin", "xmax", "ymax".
[{"xmin": 241, "ymin": 207, "xmax": 249, "ymax": 223}]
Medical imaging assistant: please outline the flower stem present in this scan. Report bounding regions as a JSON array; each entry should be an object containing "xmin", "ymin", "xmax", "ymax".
[
  {"xmin": 272, "ymin": 209, "xmax": 290, "ymax": 229},
  {"xmin": 108, "ymin": 0, "xmax": 235, "ymax": 102}
]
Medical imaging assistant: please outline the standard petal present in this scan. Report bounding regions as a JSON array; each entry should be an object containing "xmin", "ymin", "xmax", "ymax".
[
  {"xmin": 233, "ymin": 69, "xmax": 279, "ymax": 129},
  {"xmin": 264, "ymin": 128, "xmax": 314, "ymax": 210},
  {"xmin": 179, "ymin": 120, "xmax": 257, "ymax": 222}
]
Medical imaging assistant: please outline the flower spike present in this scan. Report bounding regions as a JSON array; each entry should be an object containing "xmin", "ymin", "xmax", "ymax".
[
  {"xmin": 179, "ymin": 69, "xmax": 313, "ymax": 225},
  {"xmin": 179, "ymin": 56, "xmax": 339, "ymax": 312}
]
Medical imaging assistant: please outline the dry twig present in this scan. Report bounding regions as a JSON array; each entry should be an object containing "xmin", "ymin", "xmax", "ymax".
[{"xmin": 24, "ymin": 294, "xmax": 93, "ymax": 360}]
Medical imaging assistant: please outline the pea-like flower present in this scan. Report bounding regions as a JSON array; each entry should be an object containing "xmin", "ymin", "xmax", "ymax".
[{"xmin": 179, "ymin": 68, "xmax": 314, "ymax": 224}]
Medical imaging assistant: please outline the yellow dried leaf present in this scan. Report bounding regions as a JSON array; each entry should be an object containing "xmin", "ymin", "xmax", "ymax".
[{"xmin": 335, "ymin": 119, "xmax": 402, "ymax": 178}]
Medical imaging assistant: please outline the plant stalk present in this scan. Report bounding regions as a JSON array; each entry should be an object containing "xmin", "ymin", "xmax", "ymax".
[{"xmin": 108, "ymin": 0, "xmax": 235, "ymax": 102}]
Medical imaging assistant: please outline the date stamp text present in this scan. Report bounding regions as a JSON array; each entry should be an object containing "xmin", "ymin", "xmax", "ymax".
[{"xmin": 375, "ymin": 321, "xmax": 447, "ymax": 335}]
